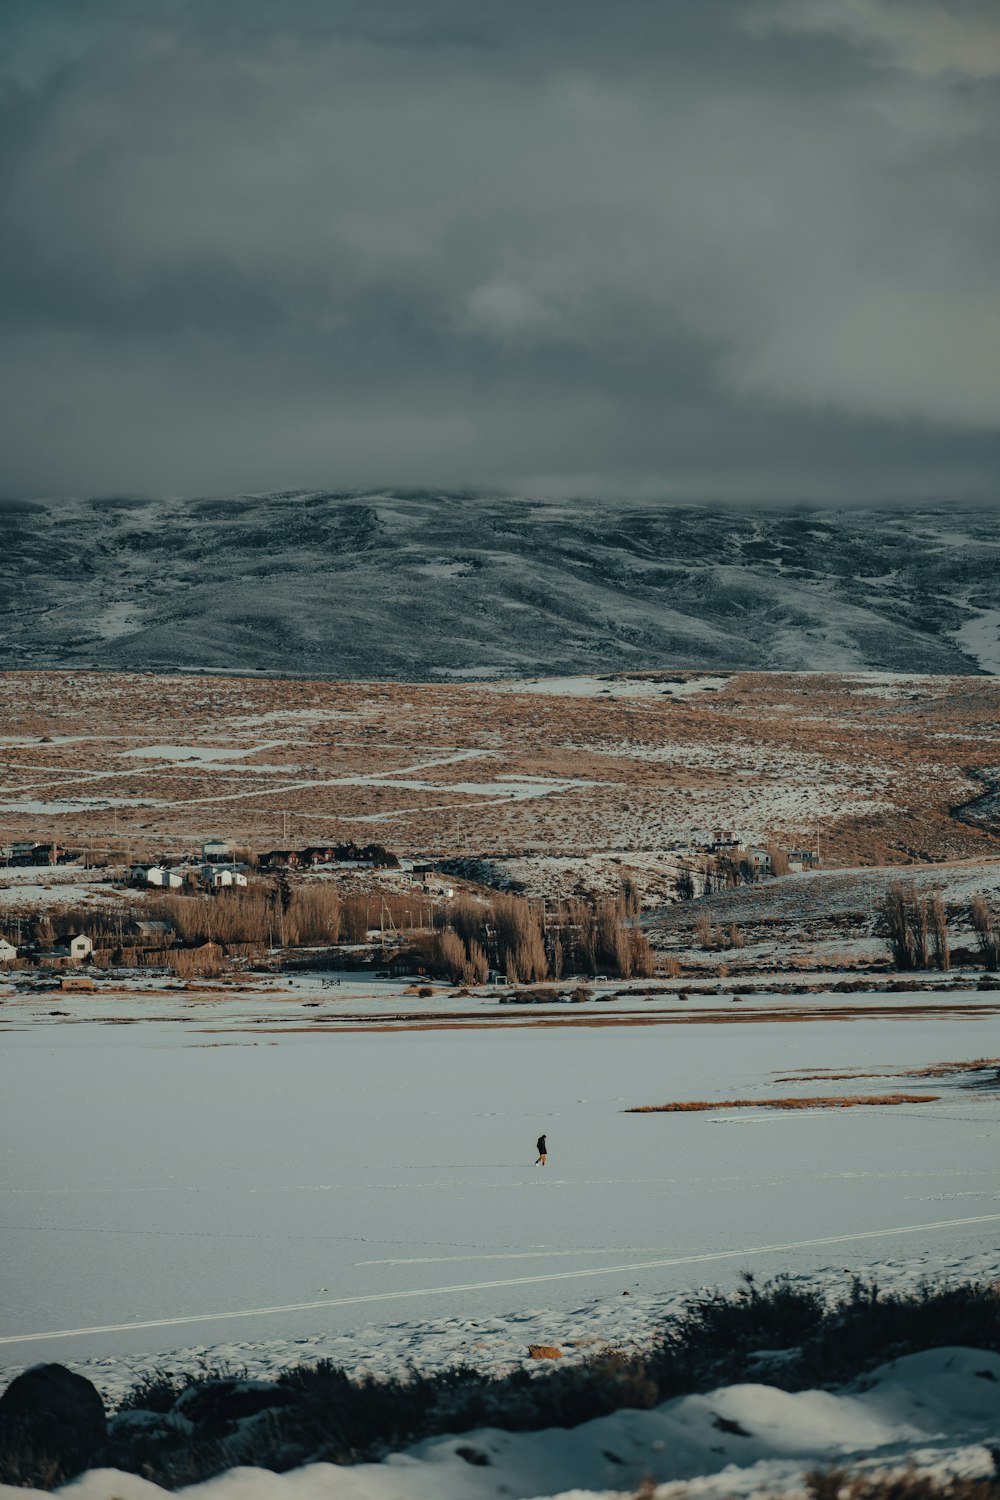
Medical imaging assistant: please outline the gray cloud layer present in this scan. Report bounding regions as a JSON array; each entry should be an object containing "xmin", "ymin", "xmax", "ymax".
[{"xmin": 1, "ymin": 0, "xmax": 998, "ymax": 500}]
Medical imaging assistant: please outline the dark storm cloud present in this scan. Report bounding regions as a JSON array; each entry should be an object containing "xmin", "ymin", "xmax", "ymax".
[{"xmin": 0, "ymin": 0, "xmax": 998, "ymax": 499}]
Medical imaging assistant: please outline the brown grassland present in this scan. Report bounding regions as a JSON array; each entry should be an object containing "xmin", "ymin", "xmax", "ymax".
[{"xmin": 1, "ymin": 670, "xmax": 999, "ymax": 886}]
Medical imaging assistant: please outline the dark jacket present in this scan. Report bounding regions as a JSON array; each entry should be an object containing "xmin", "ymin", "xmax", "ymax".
[{"xmin": 536, "ymin": 1135, "xmax": 546, "ymax": 1154}]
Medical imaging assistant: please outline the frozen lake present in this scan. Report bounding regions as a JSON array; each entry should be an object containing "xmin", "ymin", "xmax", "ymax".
[{"xmin": 2, "ymin": 1004, "xmax": 999, "ymax": 1374}]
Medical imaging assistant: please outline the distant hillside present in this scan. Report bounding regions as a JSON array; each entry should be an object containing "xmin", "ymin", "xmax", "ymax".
[{"xmin": 2, "ymin": 493, "xmax": 999, "ymax": 677}]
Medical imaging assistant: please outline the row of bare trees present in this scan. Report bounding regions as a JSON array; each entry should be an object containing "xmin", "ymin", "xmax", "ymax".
[
  {"xmin": 415, "ymin": 891, "xmax": 655, "ymax": 985},
  {"xmin": 19, "ymin": 885, "xmax": 417, "ymax": 952},
  {"xmin": 882, "ymin": 884, "xmax": 950, "ymax": 970},
  {"xmin": 881, "ymin": 885, "xmax": 1000, "ymax": 972},
  {"xmin": 157, "ymin": 886, "xmax": 434, "ymax": 947}
]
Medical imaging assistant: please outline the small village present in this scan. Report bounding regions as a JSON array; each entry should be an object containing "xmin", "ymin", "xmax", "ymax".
[{"xmin": 0, "ymin": 828, "xmax": 824, "ymax": 986}]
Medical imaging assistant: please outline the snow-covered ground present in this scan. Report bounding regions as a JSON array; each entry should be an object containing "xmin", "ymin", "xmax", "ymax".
[
  {"xmin": 954, "ymin": 608, "xmax": 1000, "ymax": 676},
  {"xmin": 482, "ymin": 674, "xmax": 732, "ymax": 698},
  {"xmin": 5, "ymin": 1331, "xmax": 1000, "ymax": 1500},
  {"xmin": 1, "ymin": 1006, "xmax": 997, "ymax": 1375},
  {"xmin": 0, "ymin": 864, "xmax": 123, "ymax": 909},
  {"xmin": 2, "ymin": 999, "xmax": 1000, "ymax": 1500}
]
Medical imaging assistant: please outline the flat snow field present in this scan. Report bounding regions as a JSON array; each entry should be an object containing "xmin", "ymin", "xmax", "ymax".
[{"xmin": 1, "ymin": 1005, "xmax": 999, "ymax": 1383}]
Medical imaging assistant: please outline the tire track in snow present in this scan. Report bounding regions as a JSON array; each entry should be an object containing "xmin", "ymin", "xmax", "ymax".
[{"xmin": 3, "ymin": 1212, "xmax": 1000, "ymax": 1347}]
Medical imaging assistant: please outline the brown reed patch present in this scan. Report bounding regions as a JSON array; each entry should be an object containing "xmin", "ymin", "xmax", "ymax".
[
  {"xmin": 627, "ymin": 1093, "xmax": 940, "ymax": 1113},
  {"xmin": 910, "ymin": 1056, "xmax": 1000, "ymax": 1077},
  {"xmin": 774, "ymin": 1070, "xmax": 890, "ymax": 1082}
]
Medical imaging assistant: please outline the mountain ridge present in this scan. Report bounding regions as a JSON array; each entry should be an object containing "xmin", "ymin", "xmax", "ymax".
[{"xmin": 2, "ymin": 493, "xmax": 998, "ymax": 678}]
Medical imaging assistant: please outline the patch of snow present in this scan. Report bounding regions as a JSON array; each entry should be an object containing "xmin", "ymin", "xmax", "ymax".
[
  {"xmin": 92, "ymin": 603, "xmax": 145, "ymax": 642},
  {"xmin": 482, "ymin": 675, "xmax": 731, "ymax": 699},
  {"xmin": 0, "ymin": 796, "xmax": 168, "ymax": 814},
  {"xmin": 954, "ymin": 608, "xmax": 1000, "ymax": 676},
  {"xmin": 121, "ymin": 744, "xmax": 287, "ymax": 763}
]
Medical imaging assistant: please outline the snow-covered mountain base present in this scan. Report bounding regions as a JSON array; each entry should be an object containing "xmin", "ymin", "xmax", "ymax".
[{"xmin": 4, "ymin": 494, "xmax": 1000, "ymax": 677}]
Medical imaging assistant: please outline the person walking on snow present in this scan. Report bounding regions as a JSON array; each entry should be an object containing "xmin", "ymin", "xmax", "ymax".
[{"xmin": 535, "ymin": 1134, "xmax": 547, "ymax": 1165}]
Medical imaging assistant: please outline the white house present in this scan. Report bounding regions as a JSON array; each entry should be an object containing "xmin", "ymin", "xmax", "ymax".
[
  {"xmin": 202, "ymin": 840, "xmax": 231, "ymax": 863},
  {"xmin": 66, "ymin": 934, "xmax": 93, "ymax": 962},
  {"xmin": 144, "ymin": 866, "xmax": 185, "ymax": 889},
  {"xmin": 747, "ymin": 847, "xmax": 773, "ymax": 874},
  {"xmin": 0, "ymin": 938, "xmax": 17, "ymax": 963},
  {"xmin": 202, "ymin": 864, "xmax": 248, "ymax": 889}
]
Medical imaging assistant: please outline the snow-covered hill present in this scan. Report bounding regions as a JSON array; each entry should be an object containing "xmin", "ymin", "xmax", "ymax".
[
  {"xmin": 3, "ymin": 494, "xmax": 1000, "ymax": 677},
  {"xmin": 5, "ymin": 1345, "xmax": 1000, "ymax": 1500}
]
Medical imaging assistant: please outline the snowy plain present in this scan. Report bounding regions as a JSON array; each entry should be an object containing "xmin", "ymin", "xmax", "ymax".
[
  {"xmin": 2, "ymin": 995, "xmax": 1000, "ymax": 1500},
  {"xmin": 2, "ymin": 1003, "xmax": 998, "ymax": 1374}
]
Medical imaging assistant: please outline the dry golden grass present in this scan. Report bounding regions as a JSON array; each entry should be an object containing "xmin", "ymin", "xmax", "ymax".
[
  {"xmin": 774, "ymin": 1071, "xmax": 890, "ymax": 1082},
  {"xmin": 0, "ymin": 670, "xmax": 998, "ymax": 880},
  {"xmin": 911, "ymin": 1056, "xmax": 1000, "ymax": 1077},
  {"xmin": 627, "ymin": 1093, "xmax": 940, "ymax": 1112}
]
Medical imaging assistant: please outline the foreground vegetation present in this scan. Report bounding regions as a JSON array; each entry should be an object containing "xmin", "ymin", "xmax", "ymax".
[{"xmin": 3, "ymin": 1276, "xmax": 998, "ymax": 1490}]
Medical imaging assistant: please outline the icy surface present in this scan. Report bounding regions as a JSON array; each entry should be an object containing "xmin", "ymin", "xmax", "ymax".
[{"xmin": 1, "ymin": 1007, "xmax": 998, "ymax": 1377}]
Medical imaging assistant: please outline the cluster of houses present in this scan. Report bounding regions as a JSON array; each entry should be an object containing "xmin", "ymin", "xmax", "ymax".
[
  {"xmin": 130, "ymin": 840, "xmax": 249, "ymax": 892},
  {"xmin": 0, "ymin": 932, "xmax": 93, "ymax": 966},
  {"xmin": 257, "ymin": 842, "xmax": 398, "ymax": 870},
  {"xmin": 1, "ymin": 841, "xmax": 72, "ymax": 866},
  {"xmin": 127, "ymin": 840, "xmax": 401, "ymax": 885},
  {"xmin": 708, "ymin": 829, "xmax": 821, "ymax": 874},
  {"xmin": 133, "ymin": 862, "xmax": 248, "ymax": 891},
  {"xmin": 0, "ymin": 921, "xmax": 228, "ymax": 972}
]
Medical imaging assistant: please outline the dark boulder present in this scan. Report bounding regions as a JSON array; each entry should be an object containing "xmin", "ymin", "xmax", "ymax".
[{"xmin": 0, "ymin": 1363, "xmax": 107, "ymax": 1483}]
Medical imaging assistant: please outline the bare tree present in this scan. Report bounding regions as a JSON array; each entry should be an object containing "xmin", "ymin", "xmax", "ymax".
[
  {"xmin": 695, "ymin": 910, "xmax": 715, "ymax": 950},
  {"xmin": 928, "ymin": 894, "xmax": 950, "ymax": 972},
  {"xmin": 621, "ymin": 877, "xmax": 642, "ymax": 919},
  {"xmin": 970, "ymin": 894, "xmax": 1000, "ymax": 970},
  {"xmin": 882, "ymin": 883, "xmax": 949, "ymax": 971}
]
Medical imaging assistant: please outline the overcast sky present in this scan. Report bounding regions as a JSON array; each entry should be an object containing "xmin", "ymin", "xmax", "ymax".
[{"xmin": 1, "ymin": 0, "xmax": 998, "ymax": 502}]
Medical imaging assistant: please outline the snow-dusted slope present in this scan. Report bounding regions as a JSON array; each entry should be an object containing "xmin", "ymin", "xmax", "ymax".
[
  {"xmin": 3, "ymin": 495, "xmax": 999, "ymax": 677},
  {"xmin": 5, "ymin": 1348, "xmax": 999, "ymax": 1500}
]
